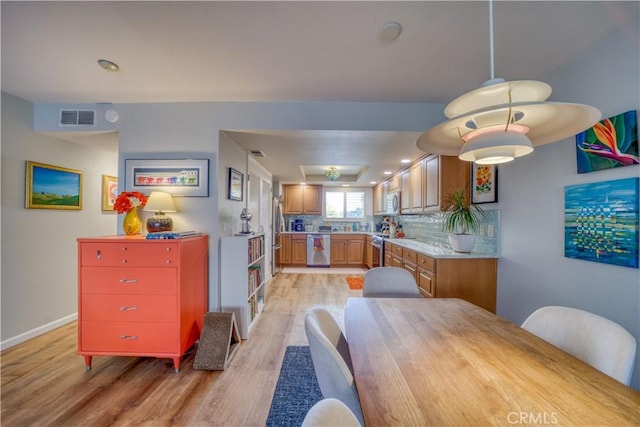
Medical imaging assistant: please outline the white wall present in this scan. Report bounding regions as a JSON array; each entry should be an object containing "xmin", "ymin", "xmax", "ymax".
[
  {"xmin": 1, "ymin": 92, "xmax": 118, "ymax": 347},
  {"xmin": 114, "ymin": 102, "xmax": 444, "ymax": 313},
  {"xmin": 496, "ymin": 22, "xmax": 640, "ymax": 388}
]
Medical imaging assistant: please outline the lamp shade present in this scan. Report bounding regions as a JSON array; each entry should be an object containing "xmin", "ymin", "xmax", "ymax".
[
  {"xmin": 459, "ymin": 131, "xmax": 534, "ymax": 165},
  {"xmin": 143, "ymin": 191, "xmax": 176, "ymax": 213}
]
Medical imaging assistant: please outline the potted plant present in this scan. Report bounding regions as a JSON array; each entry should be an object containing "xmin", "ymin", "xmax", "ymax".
[{"xmin": 442, "ymin": 188, "xmax": 487, "ymax": 253}]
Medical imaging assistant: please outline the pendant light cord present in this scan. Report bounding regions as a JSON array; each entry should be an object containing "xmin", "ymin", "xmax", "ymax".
[{"xmin": 489, "ymin": 0, "xmax": 495, "ymax": 81}]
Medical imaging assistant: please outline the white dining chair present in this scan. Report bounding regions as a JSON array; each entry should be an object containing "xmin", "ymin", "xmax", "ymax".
[
  {"xmin": 304, "ymin": 307, "xmax": 364, "ymax": 427},
  {"xmin": 363, "ymin": 266, "xmax": 422, "ymax": 298},
  {"xmin": 302, "ymin": 398, "xmax": 362, "ymax": 427},
  {"xmin": 521, "ymin": 305, "xmax": 637, "ymax": 386}
]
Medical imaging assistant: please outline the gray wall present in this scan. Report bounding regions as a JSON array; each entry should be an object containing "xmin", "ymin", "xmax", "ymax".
[
  {"xmin": 1, "ymin": 92, "xmax": 118, "ymax": 346},
  {"xmin": 497, "ymin": 22, "xmax": 640, "ymax": 389}
]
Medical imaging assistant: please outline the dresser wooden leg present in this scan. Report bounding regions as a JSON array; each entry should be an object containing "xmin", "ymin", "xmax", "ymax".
[
  {"xmin": 172, "ymin": 357, "xmax": 180, "ymax": 373},
  {"xmin": 84, "ymin": 355, "xmax": 93, "ymax": 371}
]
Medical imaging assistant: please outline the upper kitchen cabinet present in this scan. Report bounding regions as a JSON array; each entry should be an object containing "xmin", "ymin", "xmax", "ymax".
[
  {"xmin": 400, "ymin": 170, "xmax": 411, "ymax": 213},
  {"xmin": 410, "ymin": 160, "xmax": 424, "ymax": 214},
  {"xmin": 423, "ymin": 155, "xmax": 470, "ymax": 212},
  {"xmin": 283, "ymin": 184, "xmax": 322, "ymax": 215},
  {"xmin": 373, "ymin": 181, "xmax": 387, "ymax": 215}
]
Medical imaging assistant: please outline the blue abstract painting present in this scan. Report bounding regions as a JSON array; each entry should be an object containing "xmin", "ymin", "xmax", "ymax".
[{"xmin": 565, "ymin": 178, "xmax": 639, "ymax": 268}]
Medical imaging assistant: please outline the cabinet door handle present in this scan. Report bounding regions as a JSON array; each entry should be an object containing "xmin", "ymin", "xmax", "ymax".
[
  {"xmin": 119, "ymin": 306, "xmax": 138, "ymax": 311},
  {"xmin": 119, "ymin": 335, "xmax": 138, "ymax": 340},
  {"xmin": 119, "ymin": 279, "xmax": 138, "ymax": 284}
]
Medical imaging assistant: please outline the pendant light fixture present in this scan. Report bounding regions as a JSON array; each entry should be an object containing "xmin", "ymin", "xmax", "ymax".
[
  {"xmin": 325, "ymin": 166, "xmax": 341, "ymax": 181},
  {"xmin": 417, "ymin": 0, "xmax": 601, "ymax": 165}
]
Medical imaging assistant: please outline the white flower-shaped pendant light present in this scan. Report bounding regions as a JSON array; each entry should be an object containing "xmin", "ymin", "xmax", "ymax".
[{"xmin": 417, "ymin": 1, "xmax": 601, "ymax": 165}]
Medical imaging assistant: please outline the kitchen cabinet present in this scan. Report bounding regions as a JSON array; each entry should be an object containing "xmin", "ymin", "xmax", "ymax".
[
  {"xmin": 424, "ymin": 154, "xmax": 470, "ymax": 211},
  {"xmin": 400, "ymin": 170, "xmax": 411, "ymax": 213},
  {"xmin": 384, "ymin": 240, "xmax": 497, "ymax": 312},
  {"xmin": 283, "ymin": 184, "xmax": 322, "ymax": 214},
  {"xmin": 373, "ymin": 182, "xmax": 385, "ymax": 214},
  {"xmin": 331, "ymin": 234, "xmax": 365, "ymax": 266},
  {"xmin": 77, "ymin": 235, "xmax": 208, "ymax": 372},
  {"xmin": 280, "ymin": 234, "xmax": 291, "ymax": 264},
  {"xmin": 291, "ymin": 234, "xmax": 307, "ymax": 265},
  {"xmin": 410, "ymin": 160, "xmax": 424, "ymax": 213}
]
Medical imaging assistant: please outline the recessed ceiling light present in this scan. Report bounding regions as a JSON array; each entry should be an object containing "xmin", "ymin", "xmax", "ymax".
[
  {"xmin": 300, "ymin": 182, "xmax": 306, "ymax": 185},
  {"xmin": 97, "ymin": 59, "xmax": 119, "ymax": 72},
  {"xmin": 401, "ymin": 159, "xmax": 411, "ymax": 164},
  {"xmin": 342, "ymin": 184, "xmax": 350, "ymax": 187},
  {"xmin": 380, "ymin": 22, "xmax": 402, "ymax": 41},
  {"xmin": 383, "ymin": 171, "xmax": 392, "ymax": 175},
  {"xmin": 370, "ymin": 181, "xmax": 377, "ymax": 185}
]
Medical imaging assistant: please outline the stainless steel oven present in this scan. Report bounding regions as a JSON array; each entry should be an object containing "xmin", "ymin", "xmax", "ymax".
[{"xmin": 371, "ymin": 235, "xmax": 384, "ymax": 267}]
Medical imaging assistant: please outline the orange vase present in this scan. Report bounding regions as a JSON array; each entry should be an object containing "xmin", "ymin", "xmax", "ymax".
[{"xmin": 122, "ymin": 207, "xmax": 142, "ymax": 235}]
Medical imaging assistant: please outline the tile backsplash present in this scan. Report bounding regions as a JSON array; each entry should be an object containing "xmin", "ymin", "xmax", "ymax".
[
  {"xmin": 283, "ymin": 211, "xmax": 500, "ymax": 255},
  {"xmin": 377, "ymin": 209, "xmax": 500, "ymax": 255}
]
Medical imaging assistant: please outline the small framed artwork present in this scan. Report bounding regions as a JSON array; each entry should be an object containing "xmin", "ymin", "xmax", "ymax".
[
  {"xmin": 124, "ymin": 159, "xmax": 209, "ymax": 197},
  {"xmin": 576, "ymin": 110, "xmax": 638, "ymax": 174},
  {"xmin": 102, "ymin": 175, "xmax": 118, "ymax": 211},
  {"xmin": 26, "ymin": 160, "xmax": 83, "ymax": 210},
  {"xmin": 471, "ymin": 164, "xmax": 498, "ymax": 204},
  {"xmin": 228, "ymin": 168, "xmax": 243, "ymax": 201}
]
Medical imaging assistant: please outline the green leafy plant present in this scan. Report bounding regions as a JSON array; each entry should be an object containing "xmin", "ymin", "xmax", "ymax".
[{"xmin": 442, "ymin": 188, "xmax": 487, "ymax": 234}]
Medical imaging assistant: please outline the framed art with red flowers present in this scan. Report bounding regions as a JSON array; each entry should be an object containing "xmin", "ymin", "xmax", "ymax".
[
  {"xmin": 102, "ymin": 175, "xmax": 118, "ymax": 211},
  {"xmin": 471, "ymin": 164, "xmax": 497, "ymax": 204},
  {"xmin": 124, "ymin": 158, "xmax": 209, "ymax": 197}
]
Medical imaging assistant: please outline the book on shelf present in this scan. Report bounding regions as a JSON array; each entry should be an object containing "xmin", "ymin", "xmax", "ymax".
[{"xmin": 146, "ymin": 230, "xmax": 203, "ymax": 240}]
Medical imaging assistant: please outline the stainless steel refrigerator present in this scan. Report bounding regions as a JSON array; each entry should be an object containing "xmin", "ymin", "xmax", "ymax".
[{"xmin": 272, "ymin": 197, "xmax": 284, "ymax": 275}]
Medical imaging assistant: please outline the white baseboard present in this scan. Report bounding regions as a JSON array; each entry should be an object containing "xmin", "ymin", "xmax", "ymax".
[{"xmin": 1, "ymin": 313, "xmax": 77, "ymax": 351}]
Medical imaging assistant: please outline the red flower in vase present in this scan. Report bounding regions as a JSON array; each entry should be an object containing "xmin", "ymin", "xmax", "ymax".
[{"xmin": 114, "ymin": 191, "xmax": 148, "ymax": 214}]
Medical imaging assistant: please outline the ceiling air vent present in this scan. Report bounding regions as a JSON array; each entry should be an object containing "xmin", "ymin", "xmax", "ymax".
[
  {"xmin": 249, "ymin": 150, "xmax": 266, "ymax": 157},
  {"xmin": 59, "ymin": 109, "xmax": 96, "ymax": 126}
]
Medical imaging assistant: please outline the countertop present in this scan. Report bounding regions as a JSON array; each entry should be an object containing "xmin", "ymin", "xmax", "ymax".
[{"xmin": 280, "ymin": 231, "xmax": 499, "ymax": 259}]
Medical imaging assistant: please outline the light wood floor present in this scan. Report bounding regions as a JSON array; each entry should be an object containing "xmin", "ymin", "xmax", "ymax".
[{"xmin": 1, "ymin": 272, "xmax": 363, "ymax": 426}]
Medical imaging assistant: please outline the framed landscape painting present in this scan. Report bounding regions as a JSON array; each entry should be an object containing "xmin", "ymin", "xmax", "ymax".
[
  {"xmin": 564, "ymin": 177, "xmax": 639, "ymax": 268},
  {"xmin": 576, "ymin": 110, "xmax": 639, "ymax": 174},
  {"xmin": 26, "ymin": 161, "xmax": 83, "ymax": 210}
]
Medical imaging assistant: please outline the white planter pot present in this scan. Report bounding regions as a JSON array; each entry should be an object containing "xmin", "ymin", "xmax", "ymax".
[{"xmin": 448, "ymin": 234, "xmax": 476, "ymax": 253}]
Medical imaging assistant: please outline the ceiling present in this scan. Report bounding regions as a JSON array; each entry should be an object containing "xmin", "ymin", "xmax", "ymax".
[{"xmin": 2, "ymin": 1, "xmax": 637, "ymax": 185}]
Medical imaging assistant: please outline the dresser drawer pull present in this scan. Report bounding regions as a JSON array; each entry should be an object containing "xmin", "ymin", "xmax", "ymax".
[
  {"xmin": 119, "ymin": 335, "xmax": 138, "ymax": 340},
  {"xmin": 166, "ymin": 260, "xmax": 172, "ymax": 264},
  {"xmin": 119, "ymin": 305, "xmax": 139, "ymax": 311},
  {"xmin": 119, "ymin": 279, "xmax": 138, "ymax": 284},
  {"xmin": 121, "ymin": 259, "xmax": 127, "ymax": 264},
  {"xmin": 96, "ymin": 250, "xmax": 101, "ymax": 260}
]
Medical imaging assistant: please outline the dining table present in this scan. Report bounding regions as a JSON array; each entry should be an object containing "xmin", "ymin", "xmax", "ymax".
[{"xmin": 344, "ymin": 297, "xmax": 639, "ymax": 426}]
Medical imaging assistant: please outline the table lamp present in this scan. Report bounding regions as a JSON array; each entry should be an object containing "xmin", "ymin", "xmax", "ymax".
[{"xmin": 144, "ymin": 191, "xmax": 177, "ymax": 232}]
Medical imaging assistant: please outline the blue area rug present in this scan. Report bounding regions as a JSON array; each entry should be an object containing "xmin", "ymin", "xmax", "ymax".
[{"xmin": 266, "ymin": 345, "xmax": 323, "ymax": 427}]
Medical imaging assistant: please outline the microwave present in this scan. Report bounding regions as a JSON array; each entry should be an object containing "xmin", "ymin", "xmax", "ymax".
[{"xmin": 385, "ymin": 190, "xmax": 401, "ymax": 215}]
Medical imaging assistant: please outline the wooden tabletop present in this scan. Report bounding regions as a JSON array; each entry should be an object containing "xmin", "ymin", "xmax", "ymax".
[{"xmin": 344, "ymin": 298, "xmax": 640, "ymax": 426}]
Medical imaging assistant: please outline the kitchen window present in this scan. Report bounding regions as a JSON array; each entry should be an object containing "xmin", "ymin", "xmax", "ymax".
[{"xmin": 325, "ymin": 190, "xmax": 365, "ymax": 219}]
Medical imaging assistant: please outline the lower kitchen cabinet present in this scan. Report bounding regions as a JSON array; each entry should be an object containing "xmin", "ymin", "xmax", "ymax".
[
  {"xmin": 385, "ymin": 240, "xmax": 497, "ymax": 313},
  {"xmin": 291, "ymin": 235, "xmax": 307, "ymax": 265},
  {"xmin": 77, "ymin": 235, "xmax": 208, "ymax": 372},
  {"xmin": 365, "ymin": 235, "xmax": 380, "ymax": 269},
  {"xmin": 331, "ymin": 234, "xmax": 365, "ymax": 266}
]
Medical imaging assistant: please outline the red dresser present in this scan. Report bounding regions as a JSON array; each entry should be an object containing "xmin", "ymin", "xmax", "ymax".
[{"xmin": 77, "ymin": 235, "xmax": 208, "ymax": 372}]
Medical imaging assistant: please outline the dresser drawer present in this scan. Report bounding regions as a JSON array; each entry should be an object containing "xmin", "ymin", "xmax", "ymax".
[
  {"xmin": 80, "ymin": 321, "xmax": 177, "ymax": 353},
  {"xmin": 391, "ymin": 244, "xmax": 403, "ymax": 256},
  {"xmin": 417, "ymin": 254, "xmax": 436, "ymax": 272},
  {"xmin": 81, "ymin": 294, "xmax": 177, "ymax": 322},
  {"xmin": 80, "ymin": 242, "xmax": 179, "ymax": 267},
  {"xmin": 81, "ymin": 267, "xmax": 177, "ymax": 294}
]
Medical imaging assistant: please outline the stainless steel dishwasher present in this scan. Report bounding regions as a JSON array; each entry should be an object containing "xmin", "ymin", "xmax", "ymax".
[{"xmin": 307, "ymin": 234, "xmax": 331, "ymax": 267}]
